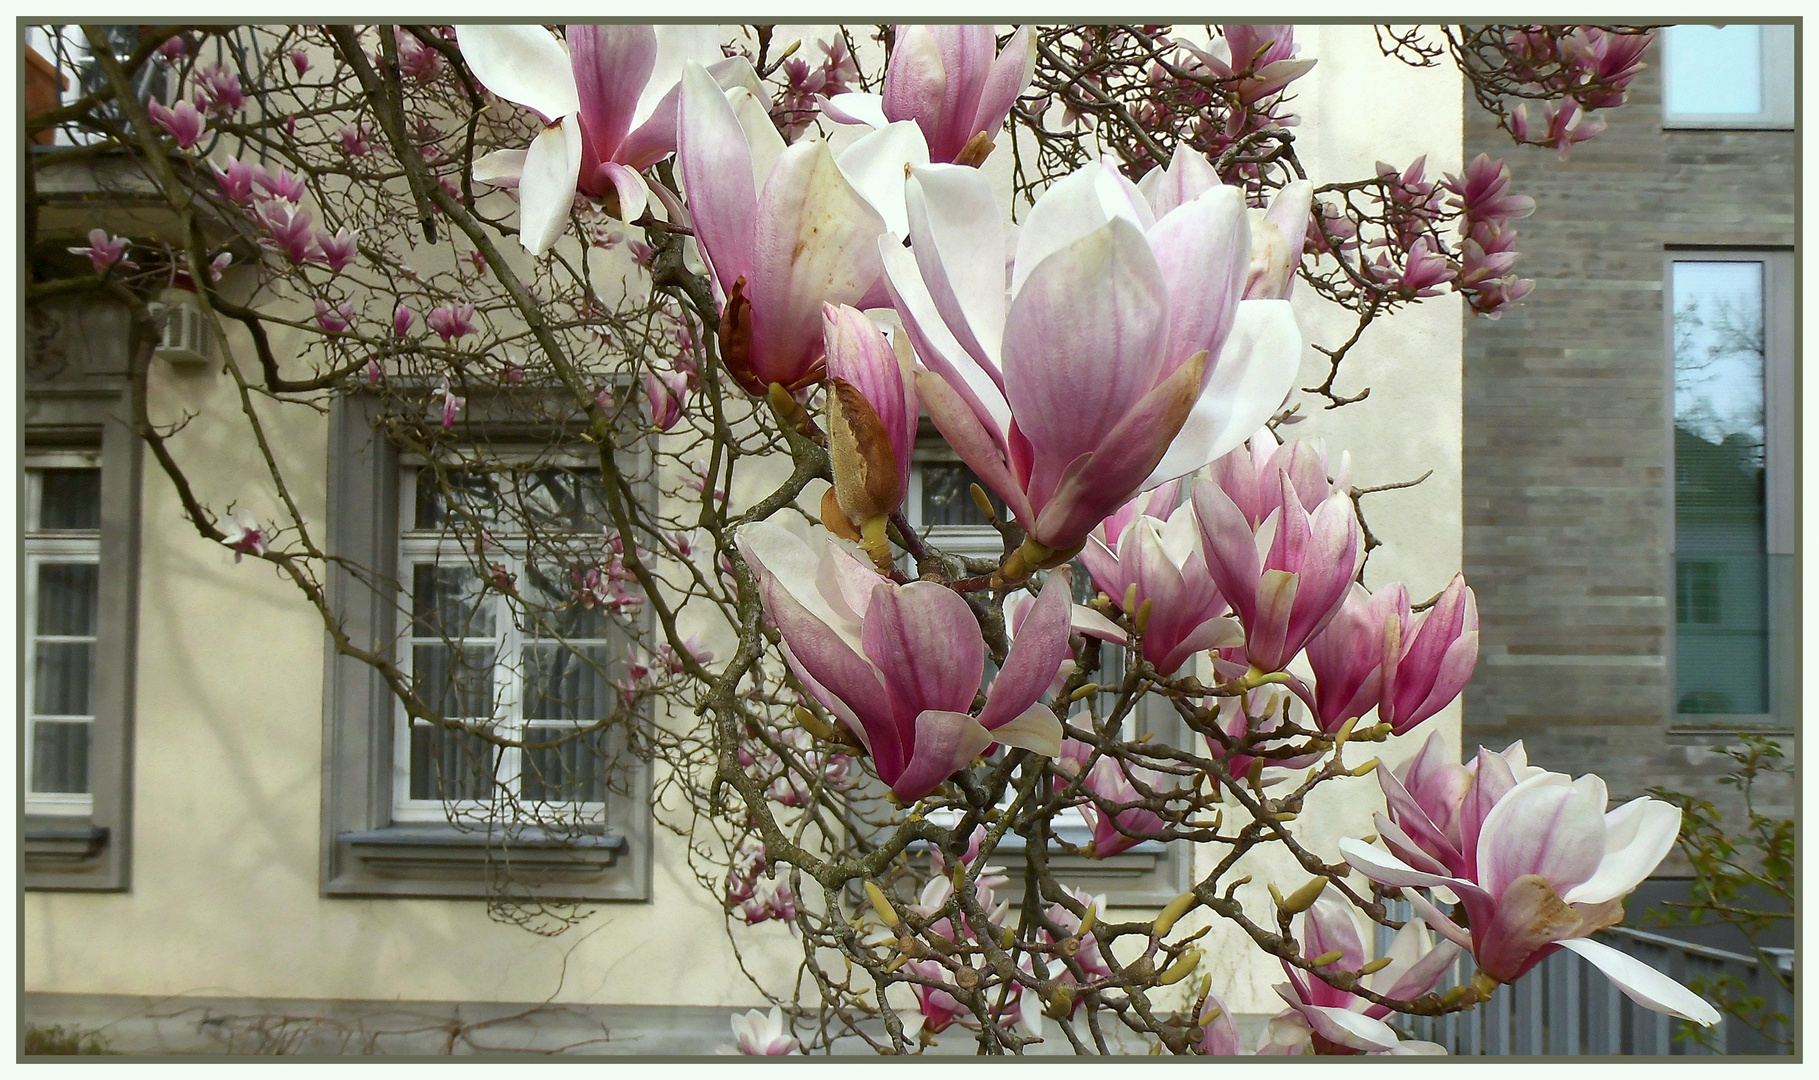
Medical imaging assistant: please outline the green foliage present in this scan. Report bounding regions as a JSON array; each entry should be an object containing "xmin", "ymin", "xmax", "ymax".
[
  {"xmin": 1644, "ymin": 735, "xmax": 1794, "ymax": 1052},
  {"xmin": 21, "ymin": 1023, "xmax": 114, "ymax": 1056}
]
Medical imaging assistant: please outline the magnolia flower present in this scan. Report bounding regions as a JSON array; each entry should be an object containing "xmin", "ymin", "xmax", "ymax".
[
  {"xmin": 886, "ymin": 154, "xmax": 1302, "ymax": 560},
  {"xmin": 253, "ymin": 201, "xmax": 320, "ymax": 264},
  {"xmin": 819, "ymin": 305, "xmax": 917, "ymax": 562},
  {"xmin": 1056, "ymin": 738, "xmax": 1169, "ymax": 858},
  {"xmin": 206, "ymin": 252, "xmax": 233, "ymax": 282},
  {"xmin": 253, "ymin": 164, "xmax": 308, "ymax": 203},
  {"xmin": 427, "ymin": 303, "xmax": 477, "ymax": 342},
  {"xmin": 433, "ymin": 377, "xmax": 463, "ymax": 430},
  {"xmin": 313, "ymin": 299, "xmax": 354, "ymax": 332},
  {"xmin": 314, "ymin": 227, "xmax": 358, "ymax": 272},
  {"xmin": 1305, "ymin": 582, "xmax": 1408, "ymax": 733},
  {"xmin": 1175, "ymin": 25, "xmax": 1316, "ymax": 106},
  {"xmin": 735, "ymin": 521, "xmax": 1072, "ymax": 802},
  {"xmin": 288, "ymin": 49, "xmax": 311, "ymax": 77},
  {"xmin": 1193, "ymin": 471, "xmax": 1361, "ymax": 673},
  {"xmin": 1078, "ymin": 482, "xmax": 1240, "ymax": 676},
  {"xmin": 729, "ymin": 1006, "xmax": 799, "ymax": 1055},
  {"xmin": 1340, "ymin": 737, "xmax": 1720, "ymax": 1025},
  {"xmin": 456, "ymin": 24, "xmax": 731, "ymax": 254},
  {"xmin": 68, "ymin": 229, "xmax": 133, "ymax": 275},
  {"xmin": 1196, "ymin": 991, "xmax": 1245, "ymax": 1056},
  {"xmin": 644, "ymin": 363, "xmax": 688, "ymax": 430},
  {"xmin": 1202, "ymin": 679, "xmax": 1326, "ymax": 793},
  {"xmin": 212, "ymin": 157, "xmax": 257, "ymax": 204},
  {"xmin": 1136, "ymin": 149, "xmax": 1314, "ymax": 303},
  {"xmin": 1268, "ymin": 895, "xmax": 1456, "ymax": 1055},
  {"xmin": 1377, "ymin": 573, "xmax": 1479, "ymax": 734},
  {"xmin": 392, "ymin": 303, "xmax": 416, "ymax": 337},
  {"xmin": 337, "ymin": 123, "xmax": 372, "ymax": 157},
  {"xmin": 822, "ymin": 25, "xmax": 1035, "ymax": 166},
  {"xmin": 146, "ymin": 99, "xmax": 207, "ymax": 149},
  {"xmin": 677, "ymin": 60, "xmax": 929, "ymax": 394},
  {"xmin": 220, "ymin": 509, "xmax": 268, "ymax": 562}
]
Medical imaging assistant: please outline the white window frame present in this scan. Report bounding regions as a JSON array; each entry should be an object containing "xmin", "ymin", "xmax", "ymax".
[
  {"xmin": 1662, "ymin": 249, "xmax": 1796, "ymax": 731},
  {"xmin": 23, "ymin": 454, "xmax": 103, "ymax": 817},
  {"xmin": 391, "ymin": 458, "xmax": 620, "ymax": 825},
  {"xmin": 1661, "ymin": 24, "xmax": 1796, "ymax": 130}
]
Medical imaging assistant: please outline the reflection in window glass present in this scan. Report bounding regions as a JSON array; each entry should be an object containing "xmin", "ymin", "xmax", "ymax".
[
  {"xmin": 921, "ymin": 462, "xmax": 1004, "ymax": 527},
  {"xmin": 1672, "ymin": 261, "xmax": 1766, "ymax": 714},
  {"xmin": 1665, "ymin": 25, "xmax": 1763, "ymax": 116}
]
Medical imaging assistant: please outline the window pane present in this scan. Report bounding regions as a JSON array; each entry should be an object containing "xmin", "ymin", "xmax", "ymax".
[
  {"xmin": 413, "ymin": 467, "xmax": 501, "ymax": 530},
  {"xmin": 523, "ymin": 643, "xmax": 616, "ymax": 722},
  {"xmin": 1665, "ymin": 25, "xmax": 1763, "ymax": 115},
  {"xmin": 36, "ymin": 562, "xmax": 99, "ymax": 636},
  {"xmin": 409, "ymin": 722, "xmax": 496, "ymax": 800},
  {"xmin": 411, "ymin": 564, "xmax": 495, "ymax": 638},
  {"xmin": 412, "ymin": 643, "xmax": 496, "ymax": 718},
  {"xmin": 522, "ymin": 563, "xmax": 614, "ymax": 638},
  {"xmin": 30, "ymin": 720, "xmax": 90, "ymax": 793},
  {"xmin": 35, "ymin": 642, "xmax": 94, "ymax": 716},
  {"xmin": 519, "ymin": 725, "xmax": 610, "ymax": 802},
  {"xmin": 1673, "ymin": 261, "xmax": 1767, "ymax": 714},
  {"xmin": 38, "ymin": 469, "xmax": 101, "ymax": 530},
  {"xmin": 922, "ymin": 463, "xmax": 1004, "ymax": 527},
  {"xmin": 520, "ymin": 469, "xmax": 609, "ymax": 532}
]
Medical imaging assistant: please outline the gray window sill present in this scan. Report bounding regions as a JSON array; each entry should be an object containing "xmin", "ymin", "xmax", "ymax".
[{"xmin": 326, "ymin": 823, "xmax": 636, "ymax": 901}]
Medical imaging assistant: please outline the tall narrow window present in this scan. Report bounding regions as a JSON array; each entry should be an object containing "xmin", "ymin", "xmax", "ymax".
[
  {"xmin": 396, "ymin": 463, "xmax": 621, "ymax": 821},
  {"xmin": 1662, "ymin": 24, "xmax": 1796, "ymax": 128},
  {"xmin": 24, "ymin": 466, "xmax": 103, "ymax": 814},
  {"xmin": 1669, "ymin": 255, "xmax": 1792, "ymax": 722}
]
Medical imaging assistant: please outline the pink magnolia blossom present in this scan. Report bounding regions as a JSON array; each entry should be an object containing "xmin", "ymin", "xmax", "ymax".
[
  {"xmin": 677, "ymin": 60, "xmax": 928, "ymax": 394},
  {"xmin": 253, "ymin": 201, "xmax": 320, "ymax": 264},
  {"xmin": 220, "ymin": 509, "xmax": 269, "ymax": 562},
  {"xmin": 156, "ymin": 35, "xmax": 187, "ymax": 61},
  {"xmin": 457, "ymin": 24, "xmax": 735, "ymax": 253},
  {"xmin": 146, "ymin": 99, "xmax": 207, "ymax": 149},
  {"xmin": 253, "ymin": 163, "xmax": 308, "ymax": 203},
  {"xmin": 206, "ymin": 252, "xmax": 233, "ymax": 282},
  {"xmin": 501, "ymin": 358, "xmax": 525, "ymax": 385},
  {"xmin": 313, "ymin": 299, "xmax": 354, "ymax": 332},
  {"xmin": 1397, "ymin": 236, "xmax": 1455, "ymax": 297},
  {"xmin": 888, "ymin": 153, "xmax": 1302, "ymax": 554},
  {"xmin": 212, "ymin": 157, "xmax": 257, "ymax": 204},
  {"xmin": 392, "ymin": 303, "xmax": 416, "ymax": 337},
  {"xmin": 1444, "ymin": 153, "xmax": 1535, "ymax": 224},
  {"xmin": 735, "ymin": 521, "xmax": 1072, "ymax": 802},
  {"xmin": 194, "ymin": 64, "xmax": 246, "ymax": 116},
  {"xmin": 68, "ymin": 229, "xmax": 133, "ymax": 275},
  {"xmin": 1077, "ymin": 482, "xmax": 1240, "ymax": 676},
  {"xmin": 821, "ymin": 305, "xmax": 917, "ymax": 537},
  {"xmin": 314, "ymin": 227, "xmax": 359, "ymax": 272},
  {"xmin": 393, "ymin": 27, "xmax": 443, "ymax": 82},
  {"xmin": 1055, "ymin": 738, "xmax": 1169, "ymax": 858},
  {"xmin": 1193, "ymin": 471, "xmax": 1362, "ymax": 673},
  {"xmin": 289, "ymin": 49, "xmax": 311, "ymax": 78},
  {"xmin": 1178, "ymin": 25, "xmax": 1317, "ymax": 105},
  {"xmin": 822, "ymin": 25, "xmax": 1036, "ymax": 165},
  {"xmin": 1201, "ymin": 679, "xmax": 1325, "ymax": 793},
  {"xmin": 337, "ymin": 123, "xmax": 372, "ymax": 157},
  {"xmin": 1195, "ymin": 990, "xmax": 1245, "ymax": 1056},
  {"xmin": 1304, "ymin": 582, "xmax": 1408, "ymax": 733},
  {"xmin": 729, "ymin": 1006, "xmax": 798, "ymax": 1055},
  {"xmin": 365, "ymin": 358, "xmax": 382, "ymax": 386},
  {"xmin": 426, "ymin": 303, "xmax": 476, "ymax": 341},
  {"xmin": 433, "ymin": 376, "xmax": 463, "ymax": 430},
  {"xmin": 1377, "ymin": 573, "xmax": 1479, "ymax": 734},
  {"xmin": 644, "ymin": 361, "xmax": 689, "ymax": 431},
  {"xmin": 1205, "ymin": 430, "xmax": 1351, "ymax": 528},
  {"xmin": 1341, "ymin": 737, "xmax": 1720, "ymax": 1025},
  {"xmin": 1511, "ymin": 98, "xmax": 1606, "ymax": 160},
  {"xmin": 1265, "ymin": 895, "xmax": 1455, "ymax": 1055}
]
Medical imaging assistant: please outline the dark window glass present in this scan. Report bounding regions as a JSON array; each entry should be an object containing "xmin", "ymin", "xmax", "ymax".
[
  {"xmin": 30, "ymin": 721, "xmax": 90, "ymax": 793},
  {"xmin": 39, "ymin": 469, "xmax": 101, "ymax": 530},
  {"xmin": 519, "ymin": 726, "xmax": 611, "ymax": 802},
  {"xmin": 921, "ymin": 463, "xmax": 1005, "ymax": 527},
  {"xmin": 408, "ymin": 722, "xmax": 496, "ymax": 801}
]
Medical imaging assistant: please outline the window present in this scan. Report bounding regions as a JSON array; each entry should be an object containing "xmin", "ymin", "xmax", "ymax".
[
  {"xmin": 1667, "ymin": 252, "xmax": 1795, "ymax": 727},
  {"xmin": 902, "ymin": 444, "xmax": 1192, "ymax": 905},
  {"xmin": 320, "ymin": 394, "xmax": 651, "ymax": 901},
  {"xmin": 395, "ymin": 465, "xmax": 620, "ymax": 820},
  {"xmin": 24, "ymin": 465, "xmax": 103, "ymax": 815},
  {"xmin": 1662, "ymin": 24, "xmax": 1796, "ymax": 129}
]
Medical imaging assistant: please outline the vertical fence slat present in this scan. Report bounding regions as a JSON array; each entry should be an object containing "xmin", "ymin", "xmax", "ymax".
[{"xmin": 1516, "ymin": 963, "xmax": 1544, "ymax": 1054}]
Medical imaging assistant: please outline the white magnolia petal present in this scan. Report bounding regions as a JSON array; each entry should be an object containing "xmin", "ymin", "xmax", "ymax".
[
  {"xmin": 879, "ymin": 240, "xmax": 1012, "ymax": 436},
  {"xmin": 1070, "ymin": 604, "xmax": 1128, "ymax": 644},
  {"xmin": 1299, "ymin": 1004, "xmax": 1400, "ymax": 1053},
  {"xmin": 726, "ymin": 86, "xmax": 786, "ymax": 194},
  {"xmin": 1562, "ymin": 798, "xmax": 1681, "ymax": 906},
  {"xmin": 821, "ymin": 91, "xmax": 890, "ymax": 129},
  {"xmin": 1012, "ymin": 162, "xmax": 1153, "ymax": 299},
  {"xmin": 986, "ymin": 705, "xmax": 1064, "ymax": 758},
  {"xmin": 836, "ymin": 121, "xmax": 930, "ymax": 240},
  {"xmin": 735, "ymin": 520, "xmax": 866, "ymax": 648},
  {"xmin": 473, "ymin": 148, "xmax": 527, "ymax": 187},
  {"xmin": 455, "ymin": 25, "xmax": 579, "ymax": 120},
  {"xmin": 1140, "ymin": 298, "xmax": 1301, "ymax": 489},
  {"xmin": 1339, "ymin": 838, "xmax": 1467, "ymax": 893},
  {"xmin": 516, "ymin": 117, "xmax": 583, "ymax": 255},
  {"xmin": 1556, "ymin": 938, "xmax": 1721, "ymax": 1025},
  {"xmin": 635, "ymin": 23, "xmax": 725, "ymax": 129},
  {"xmin": 906, "ymin": 163, "xmax": 1009, "ymax": 373}
]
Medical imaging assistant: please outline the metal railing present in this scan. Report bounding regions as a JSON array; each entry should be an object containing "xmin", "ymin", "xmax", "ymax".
[{"xmin": 1375, "ymin": 900, "xmax": 1795, "ymax": 1055}]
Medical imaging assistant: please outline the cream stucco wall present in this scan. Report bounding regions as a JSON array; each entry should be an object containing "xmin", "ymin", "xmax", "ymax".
[{"xmin": 25, "ymin": 23, "xmax": 1464, "ymax": 1028}]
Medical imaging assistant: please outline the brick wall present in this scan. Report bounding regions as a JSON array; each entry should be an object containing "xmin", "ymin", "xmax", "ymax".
[{"xmin": 1460, "ymin": 40, "xmax": 1796, "ymax": 861}]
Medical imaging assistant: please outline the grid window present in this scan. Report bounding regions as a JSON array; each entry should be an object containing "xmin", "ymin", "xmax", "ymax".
[
  {"xmin": 395, "ymin": 464, "xmax": 622, "ymax": 820},
  {"xmin": 1662, "ymin": 24, "xmax": 1796, "ymax": 129},
  {"xmin": 1668, "ymin": 254, "xmax": 1793, "ymax": 724},
  {"xmin": 24, "ymin": 467, "xmax": 103, "ymax": 813}
]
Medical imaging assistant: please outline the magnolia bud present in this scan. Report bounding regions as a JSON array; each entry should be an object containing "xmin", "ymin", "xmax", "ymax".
[{"xmin": 1154, "ymin": 891, "xmax": 1197, "ymax": 937}]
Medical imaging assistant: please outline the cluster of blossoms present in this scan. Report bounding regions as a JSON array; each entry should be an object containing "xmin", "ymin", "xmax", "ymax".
[
  {"xmin": 572, "ymin": 531, "xmax": 647, "ymax": 615},
  {"xmin": 1500, "ymin": 27, "xmax": 1652, "ymax": 157},
  {"xmin": 725, "ymin": 838, "xmax": 798, "ymax": 927}
]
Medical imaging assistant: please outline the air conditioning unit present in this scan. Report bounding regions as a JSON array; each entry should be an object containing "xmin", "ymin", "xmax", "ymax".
[{"xmin": 149, "ymin": 292, "xmax": 212, "ymax": 366}]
